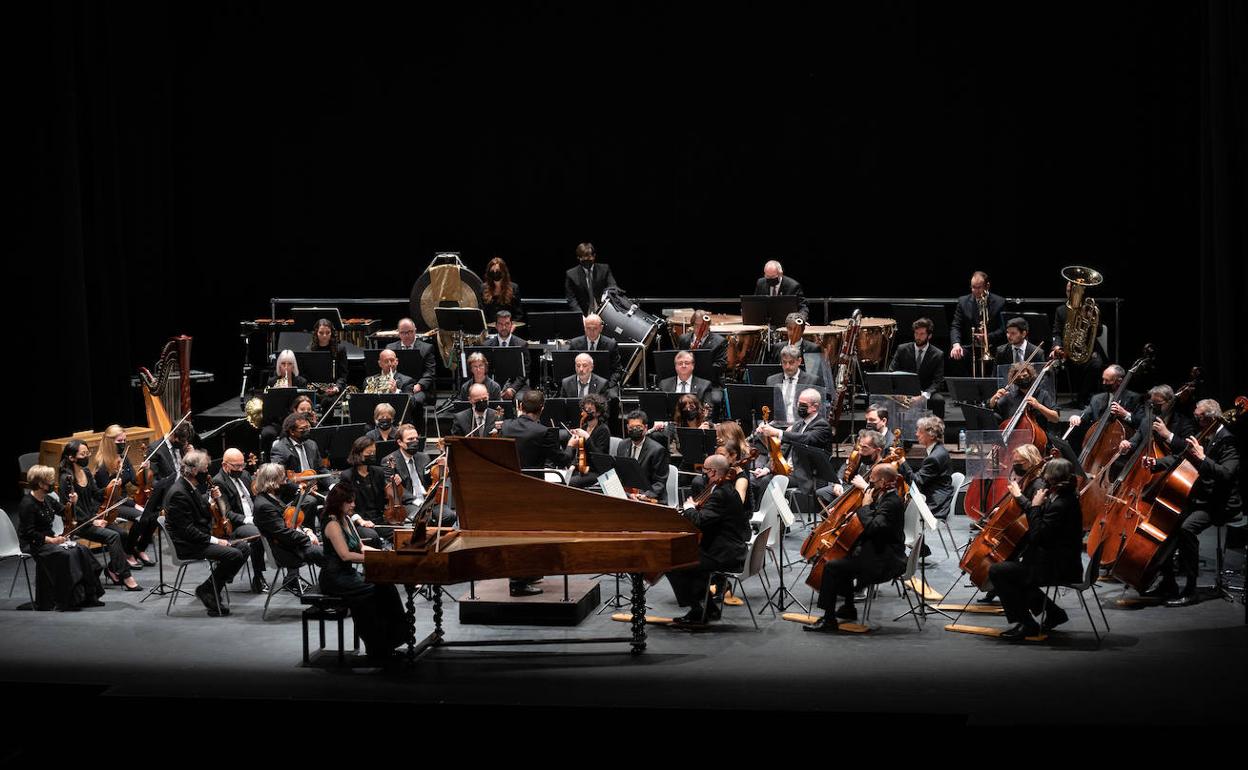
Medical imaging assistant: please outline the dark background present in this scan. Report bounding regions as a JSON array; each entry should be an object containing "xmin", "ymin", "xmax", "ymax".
[{"xmin": 11, "ymin": 1, "xmax": 1247, "ymax": 478}]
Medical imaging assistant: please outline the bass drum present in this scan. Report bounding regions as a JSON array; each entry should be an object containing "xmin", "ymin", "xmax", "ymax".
[{"xmin": 710, "ymin": 324, "xmax": 767, "ymax": 376}]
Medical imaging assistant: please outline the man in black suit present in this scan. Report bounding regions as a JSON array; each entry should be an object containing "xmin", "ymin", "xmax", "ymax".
[
  {"xmin": 666, "ymin": 454, "xmax": 750, "ymax": 624},
  {"xmin": 995, "ymin": 317, "xmax": 1044, "ymax": 367},
  {"xmin": 145, "ymin": 421, "xmax": 196, "ymax": 515},
  {"xmin": 863, "ymin": 405, "xmax": 895, "ymax": 451},
  {"xmin": 768, "ymin": 313, "xmax": 820, "ymax": 364},
  {"xmin": 754, "ymin": 388, "xmax": 832, "ymax": 501},
  {"xmin": 674, "ymin": 309, "xmax": 728, "ymax": 384},
  {"xmin": 213, "ymin": 448, "xmax": 267, "ymax": 591},
  {"xmin": 753, "ymin": 260, "xmax": 809, "ymax": 320},
  {"xmin": 949, "ymin": 270, "xmax": 1008, "ymax": 367},
  {"xmin": 816, "ymin": 428, "xmax": 887, "ymax": 505},
  {"xmin": 163, "ymin": 450, "xmax": 251, "ymax": 616},
  {"xmin": 268, "ymin": 413, "xmax": 328, "ymax": 530},
  {"xmin": 564, "ymin": 242, "xmax": 618, "ymax": 315},
  {"xmin": 250, "ymin": 461, "xmax": 324, "ymax": 592},
  {"xmin": 659, "ymin": 351, "xmax": 712, "ymax": 403},
  {"xmin": 566, "ymin": 313, "xmax": 623, "ymax": 389},
  {"xmin": 384, "ymin": 317, "xmax": 437, "ymax": 411},
  {"xmin": 616, "ymin": 410, "xmax": 670, "ymax": 503},
  {"xmin": 451, "ymin": 383, "xmax": 503, "ymax": 437},
  {"xmin": 903, "ymin": 416, "xmax": 954, "ymax": 520},
  {"xmin": 560, "ymin": 353, "xmax": 610, "ymax": 398},
  {"xmin": 1066, "ymin": 364, "xmax": 1144, "ymax": 450},
  {"xmin": 364, "ymin": 349, "xmax": 417, "ymax": 395},
  {"xmin": 805, "ymin": 463, "xmax": 908, "ymax": 632},
  {"xmin": 889, "ymin": 316, "xmax": 947, "ymax": 418},
  {"xmin": 1117, "ymin": 384, "xmax": 1198, "ymax": 461},
  {"xmin": 483, "ymin": 310, "xmax": 528, "ymax": 399},
  {"xmin": 381, "ymin": 424, "xmax": 447, "ymax": 523},
  {"xmin": 766, "ymin": 344, "xmax": 818, "ymax": 423}
]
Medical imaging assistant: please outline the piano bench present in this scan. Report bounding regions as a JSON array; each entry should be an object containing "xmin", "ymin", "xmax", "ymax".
[{"xmin": 299, "ymin": 593, "xmax": 360, "ymax": 666}]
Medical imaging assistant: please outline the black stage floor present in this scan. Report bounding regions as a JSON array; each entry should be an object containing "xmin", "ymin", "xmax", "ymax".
[{"xmin": 2, "ymin": 508, "xmax": 1244, "ymax": 739}]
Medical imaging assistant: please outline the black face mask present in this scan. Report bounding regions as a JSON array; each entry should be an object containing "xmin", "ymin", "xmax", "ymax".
[
  {"xmin": 228, "ymin": 469, "xmax": 243, "ymax": 480},
  {"xmin": 628, "ymin": 426, "xmax": 645, "ymax": 440},
  {"xmin": 1012, "ymin": 464, "xmax": 1028, "ymax": 476},
  {"xmin": 579, "ymin": 257, "xmax": 595, "ymax": 267},
  {"xmin": 488, "ymin": 270, "xmax": 503, "ymax": 280},
  {"xmin": 404, "ymin": 442, "xmax": 418, "ymax": 453},
  {"xmin": 376, "ymin": 419, "xmax": 392, "ymax": 430},
  {"xmin": 473, "ymin": 401, "xmax": 488, "ymax": 414},
  {"xmin": 363, "ymin": 455, "xmax": 376, "ymax": 465},
  {"xmin": 75, "ymin": 457, "xmax": 90, "ymax": 468},
  {"xmin": 766, "ymin": 276, "xmax": 781, "ymax": 287},
  {"xmin": 682, "ymin": 407, "xmax": 699, "ymax": 419},
  {"xmin": 797, "ymin": 403, "xmax": 811, "ymax": 418},
  {"xmin": 195, "ymin": 471, "xmax": 210, "ymax": 485}
]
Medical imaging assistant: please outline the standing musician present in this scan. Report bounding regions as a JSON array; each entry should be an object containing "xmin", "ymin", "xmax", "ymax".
[
  {"xmin": 989, "ymin": 362, "xmax": 1060, "ymax": 433},
  {"xmin": 457, "ymin": 352, "xmax": 504, "ymax": 401},
  {"xmin": 753, "ymin": 260, "xmax": 810, "ymax": 320},
  {"xmin": 1067, "ymin": 364, "xmax": 1145, "ymax": 449},
  {"xmin": 995, "ymin": 317, "xmax": 1044, "ymax": 367},
  {"xmin": 308, "ymin": 318, "xmax": 350, "ymax": 396},
  {"xmin": 564, "ymin": 242, "xmax": 619, "ymax": 316},
  {"xmin": 752, "ymin": 388, "xmax": 833, "ymax": 501},
  {"xmin": 560, "ymin": 352, "xmax": 610, "ymax": 399},
  {"xmin": 266, "ymin": 349, "xmax": 309, "ymax": 390},
  {"xmin": 889, "ymin": 317, "xmax": 947, "ymax": 418},
  {"xmin": 364, "ymin": 402, "xmax": 399, "ymax": 443},
  {"xmin": 675, "ymin": 309, "xmax": 728, "ymax": 385},
  {"xmin": 768, "ymin": 313, "xmax": 820, "ymax": 363},
  {"xmin": 666, "ymin": 454, "xmax": 751, "ymax": 626},
  {"xmin": 1141, "ymin": 398, "xmax": 1241, "ymax": 606},
  {"xmin": 815, "ymin": 429, "xmax": 886, "ymax": 506},
  {"xmin": 481, "ymin": 256, "xmax": 526, "ymax": 323},
  {"xmin": 451, "ymin": 383, "xmax": 503, "ymax": 437},
  {"xmin": 163, "ymin": 450, "xmax": 251, "ymax": 616},
  {"xmin": 212, "ymin": 448, "xmax": 267, "ymax": 592},
  {"xmin": 616, "ymin": 409, "xmax": 670, "ymax": 503},
  {"xmin": 949, "ymin": 270, "xmax": 1007, "ymax": 364},
  {"xmin": 659, "ymin": 351, "xmax": 712, "ymax": 403},
  {"xmin": 251, "ymin": 462, "xmax": 324, "ymax": 592},
  {"xmin": 804, "ymin": 463, "xmax": 907, "ymax": 632},
  {"xmin": 484, "ymin": 310, "xmax": 528, "ymax": 399},
  {"xmin": 990, "ymin": 458, "xmax": 1083, "ymax": 640},
  {"xmin": 92, "ymin": 425, "xmax": 159, "ymax": 569},
  {"xmin": 269, "ymin": 413, "xmax": 328, "ymax": 532},
  {"xmin": 767, "ymin": 344, "xmax": 818, "ymax": 423},
  {"xmin": 564, "ymin": 394, "xmax": 611, "ymax": 490},
  {"xmin": 385, "ymin": 317, "xmax": 438, "ymax": 412},
  {"xmin": 59, "ymin": 441, "xmax": 141, "ymax": 591},
  {"xmin": 18, "ymin": 465, "xmax": 106, "ymax": 611}
]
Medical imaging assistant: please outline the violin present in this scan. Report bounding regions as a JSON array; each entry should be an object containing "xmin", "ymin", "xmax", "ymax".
[
  {"xmin": 209, "ymin": 485, "xmax": 233, "ymax": 539},
  {"xmin": 132, "ymin": 440, "xmax": 152, "ymax": 508},
  {"xmin": 575, "ymin": 411, "xmax": 591, "ymax": 476},
  {"xmin": 383, "ymin": 457, "xmax": 407, "ymax": 525}
]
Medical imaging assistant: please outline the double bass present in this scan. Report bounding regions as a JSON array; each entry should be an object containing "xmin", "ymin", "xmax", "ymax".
[{"xmin": 960, "ymin": 449, "xmax": 1059, "ymax": 588}]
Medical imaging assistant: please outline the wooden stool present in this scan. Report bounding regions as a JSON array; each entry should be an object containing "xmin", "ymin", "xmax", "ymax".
[{"xmin": 299, "ymin": 593, "xmax": 359, "ymax": 666}]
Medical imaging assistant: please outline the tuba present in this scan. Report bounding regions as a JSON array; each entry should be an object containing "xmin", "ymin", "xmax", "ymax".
[{"xmin": 1060, "ymin": 266, "xmax": 1103, "ymax": 365}]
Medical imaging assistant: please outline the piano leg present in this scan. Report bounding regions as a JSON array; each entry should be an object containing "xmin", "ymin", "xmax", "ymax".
[
  {"xmin": 629, "ymin": 573, "xmax": 647, "ymax": 654},
  {"xmin": 432, "ymin": 585, "xmax": 445, "ymax": 644},
  {"xmin": 404, "ymin": 584, "xmax": 417, "ymax": 662}
]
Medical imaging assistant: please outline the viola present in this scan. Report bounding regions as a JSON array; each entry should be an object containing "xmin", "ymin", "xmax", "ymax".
[
  {"xmin": 209, "ymin": 485, "xmax": 233, "ymax": 539},
  {"xmin": 132, "ymin": 441, "xmax": 153, "ymax": 508},
  {"xmin": 383, "ymin": 457, "xmax": 407, "ymax": 525},
  {"xmin": 759, "ymin": 406, "xmax": 791, "ymax": 476}
]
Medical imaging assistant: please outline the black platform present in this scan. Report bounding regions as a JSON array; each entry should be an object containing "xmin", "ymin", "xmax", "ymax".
[{"xmin": 458, "ymin": 578, "xmax": 601, "ymax": 626}]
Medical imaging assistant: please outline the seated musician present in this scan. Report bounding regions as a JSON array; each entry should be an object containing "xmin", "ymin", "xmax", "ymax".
[
  {"xmin": 364, "ymin": 402, "xmax": 399, "ymax": 443},
  {"xmin": 1141, "ymin": 398, "xmax": 1241, "ymax": 606},
  {"xmin": 659, "ymin": 351, "xmax": 712, "ymax": 403},
  {"xmin": 616, "ymin": 409, "xmax": 670, "ymax": 503},
  {"xmin": 1067, "ymin": 364, "xmax": 1144, "ymax": 448},
  {"xmin": 266, "ymin": 349, "xmax": 309, "ymax": 390},
  {"xmin": 559, "ymin": 352, "xmax": 609, "ymax": 399},
  {"xmin": 666, "ymin": 454, "xmax": 751, "ymax": 625},
  {"xmin": 18, "ymin": 465, "xmax": 106, "ymax": 611},
  {"xmin": 804, "ymin": 463, "xmax": 908, "ymax": 632},
  {"xmin": 334, "ymin": 436, "xmax": 389, "ymax": 538},
  {"xmin": 979, "ymin": 444, "xmax": 1046, "ymax": 604},
  {"xmin": 164, "ymin": 450, "xmax": 251, "ymax": 616},
  {"xmin": 863, "ymin": 405, "xmax": 894, "ymax": 451},
  {"xmin": 988, "ymin": 362, "xmax": 1060, "ymax": 433},
  {"xmin": 451, "ymin": 383, "xmax": 503, "ymax": 437},
  {"xmin": 567, "ymin": 312, "xmax": 623, "ymax": 389},
  {"xmin": 995, "ymin": 317, "xmax": 1044, "ymax": 367},
  {"xmin": 93, "ymin": 425, "xmax": 159, "ymax": 569},
  {"xmin": 482, "ymin": 257, "xmax": 525, "ymax": 323},
  {"xmin": 1116, "ymin": 384, "xmax": 1198, "ymax": 460},
  {"xmin": 212, "ymin": 448, "xmax": 267, "ymax": 592},
  {"xmin": 990, "ymin": 458, "xmax": 1083, "ymax": 640},
  {"xmin": 268, "ymin": 413, "xmax": 328, "ymax": 532},
  {"xmin": 251, "ymin": 462, "xmax": 324, "ymax": 592},
  {"xmin": 752, "ymin": 388, "xmax": 833, "ymax": 501},
  {"xmin": 690, "ymin": 437, "xmax": 755, "ymax": 511},
  {"xmin": 456, "ymin": 352, "xmax": 504, "ymax": 401},
  {"xmin": 484, "ymin": 309, "xmax": 528, "ymax": 400},
  {"xmin": 650, "ymin": 393, "xmax": 712, "ymax": 460},
  {"xmin": 384, "ymin": 317, "xmax": 437, "ymax": 411},
  {"xmin": 768, "ymin": 313, "xmax": 820, "ymax": 363},
  {"xmin": 319, "ymin": 484, "xmax": 407, "ymax": 666},
  {"xmin": 675, "ymin": 309, "xmax": 728, "ymax": 384},
  {"xmin": 364, "ymin": 349, "xmax": 416, "ymax": 396},
  {"xmin": 260, "ymin": 395, "xmax": 315, "ymax": 458},
  {"xmin": 59, "ymin": 441, "xmax": 140, "ymax": 591},
  {"xmin": 564, "ymin": 242, "xmax": 618, "ymax": 316},
  {"xmin": 753, "ymin": 260, "xmax": 810, "ymax": 319},
  {"xmin": 767, "ymin": 344, "xmax": 817, "ymax": 423},
  {"xmin": 565, "ymin": 394, "xmax": 611, "ymax": 490},
  {"xmin": 903, "ymin": 416, "xmax": 954, "ymax": 520},
  {"xmin": 949, "ymin": 271, "xmax": 1007, "ymax": 365},
  {"xmin": 816, "ymin": 428, "xmax": 885, "ymax": 505},
  {"xmin": 381, "ymin": 423, "xmax": 431, "ymax": 518},
  {"xmin": 308, "ymin": 318, "xmax": 350, "ymax": 396},
  {"xmin": 889, "ymin": 317, "xmax": 946, "ymax": 418},
  {"xmin": 144, "ymin": 420, "xmax": 196, "ymax": 515}
]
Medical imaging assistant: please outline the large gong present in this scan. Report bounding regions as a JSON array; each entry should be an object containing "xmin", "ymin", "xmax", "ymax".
[{"xmin": 409, "ymin": 257, "xmax": 485, "ymax": 367}]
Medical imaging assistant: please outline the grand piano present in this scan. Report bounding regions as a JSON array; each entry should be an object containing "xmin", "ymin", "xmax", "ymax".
[{"xmin": 365, "ymin": 436, "xmax": 700, "ymax": 658}]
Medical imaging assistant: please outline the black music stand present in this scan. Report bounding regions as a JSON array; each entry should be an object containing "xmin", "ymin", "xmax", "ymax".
[
  {"xmin": 435, "ymin": 306, "xmax": 487, "ymax": 388},
  {"xmin": 526, "ymin": 311, "xmax": 585, "ymax": 342},
  {"xmin": 961, "ymin": 404, "xmax": 1001, "ymax": 432},
  {"xmin": 638, "ymin": 392, "xmax": 684, "ymax": 425},
  {"xmin": 447, "ymin": 400, "xmax": 518, "ymax": 420},
  {"xmin": 392, "ymin": 349, "xmax": 432, "ymax": 380},
  {"xmin": 540, "ymin": 397, "xmax": 584, "ymax": 430},
  {"xmin": 261, "ymin": 388, "xmax": 302, "ymax": 427},
  {"xmin": 864, "ymin": 372, "xmax": 923, "ymax": 398},
  {"xmin": 550, "ymin": 350, "xmax": 613, "ymax": 381},
  {"xmin": 465, "ymin": 346, "xmax": 526, "ymax": 391},
  {"xmin": 294, "ymin": 352, "xmax": 334, "ymax": 384},
  {"xmin": 1020, "ymin": 312, "xmax": 1052, "ymax": 348},
  {"xmin": 745, "ymin": 363, "xmax": 782, "ymax": 384},
  {"xmin": 652, "ymin": 349, "xmax": 715, "ymax": 382},
  {"xmin": 741, "ymin": 295, "xmax": 800, "ymax": 328},
  {"xmin": 725, "ymin": 384, "xmax": 780, "ymax": 428},
  {"xmin": 946, "ymin": 377, "xmax": 1001, "ymax": 409},
  {"xmin": 588, "ymin": 453, "xmax": 650, "ymax": 492},
  {"xmin": 306, "ymin": 422, "xmax": 369, "ymax": 469},
  {"xmin": 361, "ymin": 350, "xmax": 385, "ymax": 377},
  {"xmin": 674, "ymin": 428, "xmax": 717, "ymax": 470},
  {"xmin": 292, "ymin": 307, "xmax": 343, "ymax": 333},
  {"xmin": 347, "ymin": 393, "xmax": 415, "ymax": 427}
]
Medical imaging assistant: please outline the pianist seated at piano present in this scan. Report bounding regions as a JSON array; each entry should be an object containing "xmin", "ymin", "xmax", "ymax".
[
  {"xmin": 455, "ymin": 352, "xmax": 503, "ymax": 402},
  {"xmin": 565, "ymin": 394, "xmax": 611, "ymax": 490},
  {"xmin": 666, "ymin": 454, "xmax": 750, "ymax": 626},
  {"xmin": 266, "ymin": 349, "xmax": 309, "ymax": 390},
  {"xmin": 559, "ymin": 353, "xmax": 610, "ymax": 399},
  {"xmin": 319, "ymin": 483, "xmax": 407, "ymax": 666}
]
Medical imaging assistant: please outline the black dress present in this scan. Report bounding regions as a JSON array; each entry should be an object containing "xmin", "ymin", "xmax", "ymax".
[
  {"xmin": 94, "ymin": 461, "xmax": 159, "ymax": 556},
  {"xmin": 17, "ymin": 492, "xmax": 105, "ymax": 610},
  {"xmin": 481, "ymin": 282, "xmax": 525, "ymax": 323},
  {"xmin": 319, "ymin": 519, "xmax": 407, "ymax": 662},
  {"xmin": 61, "ymin": 468, "xmax": 132, "ymax": 579}
]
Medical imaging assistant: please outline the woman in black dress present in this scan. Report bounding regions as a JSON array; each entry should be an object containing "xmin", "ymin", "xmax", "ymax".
[
  {"xmin": 319, "ymin": 484, "xmax": 407, "ymax": 665},
  {"xmin": 565, "ymin": 394, "xmax": 611, "ymax": 490},
  {"xmin": 337, "ymin": 436, "xmax": 389, "ymax": 530},
  {"xmin": 481, "ymin": 256, "xmax": 524, "ymax": 324},
  {"xmin": 308, "ymin": 319, "xmax": 350, "ymax": 396},
  {"xmin": 266, "ymin": 349, "xmax": 310, "ymax": 390},
  {"xmin": 18, "ymin": 465, "xmax": 105, "ymax": 610},
  {"xmin": 92, "ymin": 424, "xmax": 159, "ymax": 568},
  {"xmin": 59, "ymin": 441, "xmax": 141, "ymax": 591}
]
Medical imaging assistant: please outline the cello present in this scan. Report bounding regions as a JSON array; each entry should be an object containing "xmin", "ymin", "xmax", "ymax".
[
  {"xmin": 959, "ymin": 449, "xmax": 1059, "ymax": 589},
  {"xmin": 962, "ymin": 358, "xmax": 1057, "ymax": 521}
]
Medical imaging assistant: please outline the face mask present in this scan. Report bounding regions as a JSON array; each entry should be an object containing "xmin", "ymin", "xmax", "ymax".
[
  {"xmin": 404, "ymin": 442, "xmax": 418, "ymax": 453},
  {"xmin": 363, "ymin": 454, "xmax": 376, "ymax": 464},
  {"xmin": 1012, "ymin": 464, "xmax": 1027, "ymax": 476},
  {"xmin": 228, "ymin": 469, "xmax": 243, "ymax": 479},
  {"xmin": 115, "ymin": 441, "xmax": 127, "ymax": 449},
  {"xmin": 473, "ymin": 401, "xmax": 488, "ymax": 414},
  {"xmin": 75, "ymin": 457, "xmax": 90, "ymax": 468},
  {"xmin": 579, "ymin": 257, "xmax": 594, "ymax": 266},
  {"xmin": 376, "ymin": 419, "xmax": 392, "ymax": 430},
  {"xmin": 1105, "ymin": 383, "xmax": 1117, "ymax": 393},
  {"xmin": 488, "ymin": 270, "xmax": 503, "ymax": 280},
  {"xmin": 767, "ymin": 276, "xmax": 780, "ymax": 287},
  {"xmin": 797, "ymin": 403, "xmax": 811, "ymax": 418},
  {"xmin": 196, "ymin": 471, "xmax": 210, "ymax": 485},
  {"xmin": 628, "ymin": 426, "xmax": 645, "ymax": 440},
  {"xmin": 682, "ymin": 407, "xmax": 699, "ymax": 419}
]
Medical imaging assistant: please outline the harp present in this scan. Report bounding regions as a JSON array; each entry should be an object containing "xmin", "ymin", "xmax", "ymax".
[{"xmin": 137, "ymin": 335, "xmax": 193, "ymax": 437}]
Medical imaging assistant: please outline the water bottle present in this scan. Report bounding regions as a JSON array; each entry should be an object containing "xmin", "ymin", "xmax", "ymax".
[{"xmin": 958, "ymin": 429, "xmax": 968, "ymax": 452}]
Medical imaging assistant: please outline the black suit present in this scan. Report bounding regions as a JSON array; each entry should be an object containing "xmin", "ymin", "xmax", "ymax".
[
  {"xmin": 778, "ymin": 415, "xmax": 833, "ymax": 497},
  {"xmin": 666, "ymin": 481, "xmax": 750, "ymax": 609},
  {"xmin": 252, "ymin": 492, "xmax": 324, "ymax": 570},
  {"xmin": 987, "ymin": 487, "xmax": 1083, "ymax": 625},
  {"xmin": 500, "ymin": 414, "xmax": 567, "ymax": 469},
  {"xmin": 890, "ymin": 342, "xmax": 946, "ymax": 394},
  {"xmin": 565, "ymin": 263, "xmax": 618, "ymax": 315},
  {"xmin": 484, "ymin": 333, "xmax": 529, "ymax": 394},
  {"xmin": 659, "ymin": 375, "xmax": 712, "ymax": 404},
  {"xmin": 567, "ymin": 334, "xmax": 623, "ymax": 387},
  {"xmin": 560, "ymin": 373, "xmax": 609, "ymax": 399},
  {"xmin": 451, "ymin": 406, "xmax": 502, "ymax": 437},
  {"xmin": 457, "ymin": 377, "xmax": 503, "ymax": 402},
  {"xmin": 163, "ymin": 477, "xmax": 249, "ymax": 593},
  {"xmin": 903, "ymin": 444, "xmax": 954, "ymax": 520},
  {"xmin": 212, "ymin": 469, "xmax": 266, "ymax": 575},
  {"xmin": 614, "ymin": 437, "xmax": 670, "ymax": 503},
  {"xmin": 384, "ymin": 339, "xmax": 438, "ymax": 395},
  {"xmin": 752, "ymin": 276, "xmax": 809, "ymax": 319},
  {"xmin": 950, "ymin": 292, "xmax": 1007, "ymax": 349},
  {"xmin": 766, "ymin": 371, "xmax": 818, "ymax": 423},
  {"xmin": 675, "ymin": 331, "xmax": 728, "ymax": 384},
  {"xmin": 381, "ymin": 449, "xmax": 433, "ymax": 506},
  {"xmin": 816, "ymin": 489, "xmax": 907, "ymax": 611}
]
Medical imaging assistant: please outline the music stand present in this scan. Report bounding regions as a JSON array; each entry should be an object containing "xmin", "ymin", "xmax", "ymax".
[
  {"xmin": 588, "ymin": 453, "xmax": 650, "ymax": 493},
  {"xmin": 465, "ymin": 346, "xmax": 526, "ymax": 390},
  {"xmin": 306, "ymin": 422, "xmax": 369, "ymax": 469},
  {"xmin": 347, "ymin": 393, "xmax": 415, "ymax": 426},
  {"xmin": 961, "ymin": 404, "xmax": 1002, "ymax": 432},
  {"xmin": 674, "ymin": 428, "xmax": 717, "ymax": 469},
  {"xmin": 540, "ymin": 397, "xmax": 583, "ymax": 429},
  {"xmin": 261, "ymin": 388, "xmax": 301, "ymax": 427},
  {"xmin": 638, "ymin": 391, "xmax": 684, "ymax": 424},
  {"xmin": 947, "ymin": 377, "xmax": 1000, "ymax": 409},
  {"xmin": 1020, "ymin": 312, "xmax": 1052, "ymax": 349},
  {"xmin": 294, "ymin": 352, "xmax": 334, "ymax": 384},
  {"xmin": 550, "ymin": 350, "xmax": 612, "ymax": 381},
  {"xmin": 725, "ymin": 384, "xmax": 781, "ymax": 429},
  {"xmin": 435, "ymin": 306, "xmax": 487, "ymax": 386},
  {"xmin": 789, "ymin": 442, "xmax": 838, "ymax": 485},
  {"xmin": 652, "ymin": 349, "xmax": 715, "ymax": 382},
  {"xmin": 447, "ymin": 400, "xmax": 518, "ymax": 420},
  {"xmin": 745, "ymin": 363, "xmax": 782, "ymax": 384},
  {"xmin": 526, "ymin": 311, "xmax": 585, "ymax": 342},
  {"xmin": 394, "ymin": 349, "xmax": 433, "ymax": 380},
  {"xmin": 741, "ymin": 295, "xmax": 800, "ymax": 328},
  {"xmin": 292, "ymin": 307, "xmax": 344, "ymax": 333}
]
